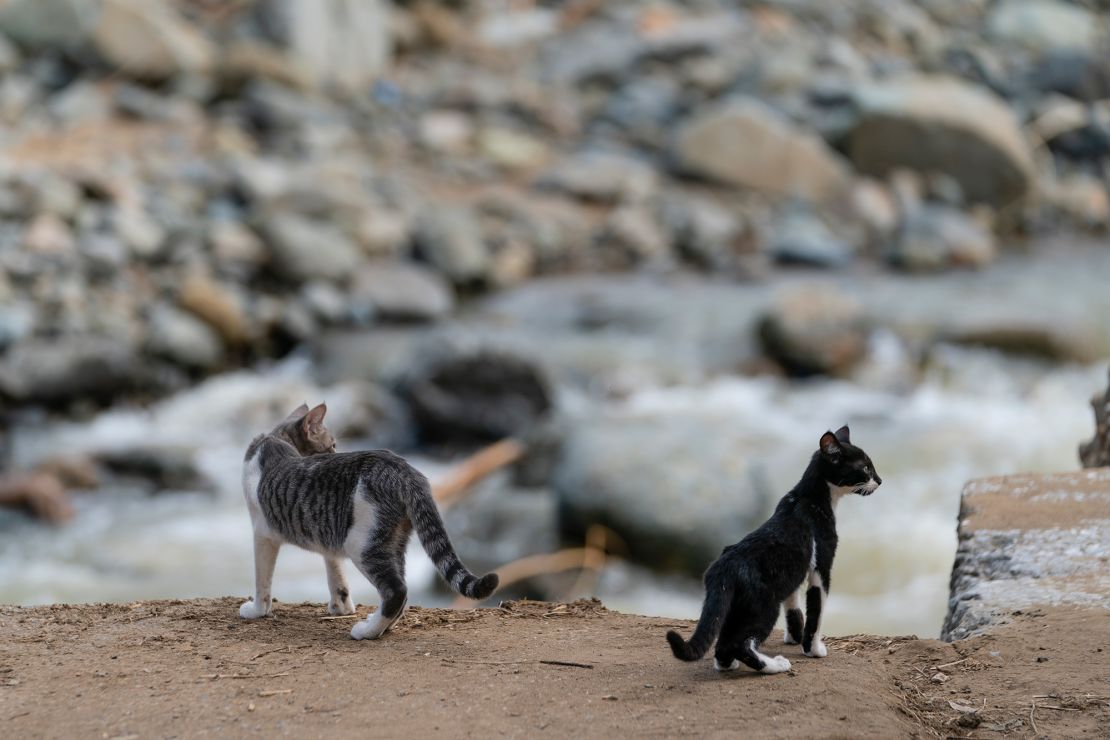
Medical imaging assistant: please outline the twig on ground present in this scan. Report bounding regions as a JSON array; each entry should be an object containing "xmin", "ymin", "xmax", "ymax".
[
  {"xmin": 933, "ymin": 657, "xmax": 969, "ymax": 671},
  {"xmin": 440, "ymin": 657, "xmax": 593, "ymax": 669},
  {"xmin": 258, "ymin": 689, "xmax": 292, "ymax": 697},
  {"xmin": 538, "ymin": 660, "xmax": 593, "ymax": 669},
  {"xmin": 249, "ymin": 647, "xmax": 289, "ymax": 661},
  {"xmin": 319, "ymin": 614, "xmax": 360, "ymax": 620},
  {"xmin": 1029, "ymin": 702, "xmax": 1038, "ymax": 735}
]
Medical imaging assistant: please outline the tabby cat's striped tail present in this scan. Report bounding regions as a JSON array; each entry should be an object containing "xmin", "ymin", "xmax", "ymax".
[{"xmin": 405, "ymin": 478, "xmax": 499, "ymax": 600}]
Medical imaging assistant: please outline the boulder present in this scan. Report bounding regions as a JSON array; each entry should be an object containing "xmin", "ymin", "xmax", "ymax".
[
  {"xmin": 757, "ymin": 285, "xmax": 871, "ymax": 377},
  {"xmin": 986, "ymin": 0, "xmax": 1102, "ymax": 53},
  {"xmin": 92, "ymin": 0, "xmax": 215, "ymax": 81},
  {"xmin": 554, "ymin": 411, "xmax": 774, "ymax": 575},
  {"xmin": 0, "ymin": 336, "xmax": 143, "ymax": 406},
  {"xmin": 255, "ymin": 0, "xmax": 392, "ymax": 94},
  {"xmin": 673, "ymin": 97, "xmax": 852, "ymax": 202},
  {"xmin": 398, "ymin": 348, "xmax": 553, "ymax": 447},
  {"xmin": 1080, "ymin": 368, "xmax": 1110, "ymax": 469},
  {"xmin": 846, "ymin": 76, "xmax": 1036, "ymax": 209},
  {"xmin": 888, "ymin": 205, "xmax": 996, "ymax": 272},
  {"xmin": 0, "ymin": 0, "xmax": 100, "ymax": 50},
  {"xmin": 350, "ymin": 261, "xmax": 455, "ymax": 323},
  {"xmin": 261, "ymin": 213, "xmax": 360, "ymax": 284},
  {"xmin": 145, "ymin": 304, "xmax": 224, "ymax": 371},
  {"xmin": 413, "ymin": 207, "xmax": 491, "ymax": 286}
]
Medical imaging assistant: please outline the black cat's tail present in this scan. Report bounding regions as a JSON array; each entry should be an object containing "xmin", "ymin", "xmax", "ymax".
[
  {"xmin": 405, "ymin": 475, "xmax": 499, "ymax": 600},
  {"xmin": 667, "ymin": 582, "xmax": 733, "ymax": 661}
]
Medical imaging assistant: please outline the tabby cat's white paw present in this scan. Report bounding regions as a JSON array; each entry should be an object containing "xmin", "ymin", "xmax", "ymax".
[
  {"xmin": 760, "ymin": 656, "xmax": 791, "ymax": 674},
  {"xmin": 714, "ymin": 658, "xmax": 740, "ymax": 672},
  {"xmin": 328, "ymin": 598, "xmax": 355, "ymax": 616},
  {"xmin": 239, "ymin": 600, "xmax": 271, "ymax": 619},
  {"xmin": 351, "ymin": 614, "xmax": 389, "ymax": 641},
  {"xmin": 804, "ymin": 640, "xmax": 828, "ymax": 658}
]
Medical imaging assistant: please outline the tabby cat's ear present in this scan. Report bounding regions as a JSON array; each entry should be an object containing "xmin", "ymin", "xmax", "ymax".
[
  {"xmin": 283, "ymin": 402, "xmax": 310, "ymax": 423},
  {"xmin": 834, "ymin": 425, "xmax": 851, "ymax": 444},
  {"xmin": 820, "ymin": 431, "xmax": 842, "ymax": 461},
  {"xmin": 303, "ymin": 403, "xmax": 327, "ymax": 433}
]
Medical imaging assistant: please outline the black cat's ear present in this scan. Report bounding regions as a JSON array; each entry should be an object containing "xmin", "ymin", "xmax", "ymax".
[
  {"xmin": 834, "ymin": 425, "xmax": 851, "ymax": 444},
  {"xmin": 820, "ymin": 431, "xmax": 842, "ymax": 461},
  {"xmin": 303, "ymin": 403, "xmax": 327, "ymax": 433}
]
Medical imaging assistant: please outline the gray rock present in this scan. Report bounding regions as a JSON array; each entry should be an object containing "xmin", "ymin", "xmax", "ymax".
[
  {"xmin": 413, "ymin": 207, "xmax": 491, "ymax": 286},
  {"xmin": 77, "ymin": 233, "xmax": 128, "ymax": 277},
  {"xmin": 674, "ymin": 97, "xmax": 852, "ymax": 202},
  {"xmin": 0, "ymin": 31, "xmax": 21, "ymax": 73},
  {"xmin": 846, "ymin": 76, "xmax": 1036, "ymax": 209},
  {"xmin": 555, "ymin": 410, "xmax": 775, "ymax": 575},
  {"xmin": 95, "ymin": 445, "xmax": 214, "ymax": 492},
  {"xmin": 47, "ymin": 79, "xmax": 111, "ymax": 123},
  {"xmin": 300, "ymin": 280, "xmax": 349, "ymax": 324},
  {"xmin": 0, "ymin": 304, "xmax": 34, "ymax": 352},
  {"xmin": 146, "ymin": 304, "xmax": 224, "ymax": 370},
  {"xmin": 0, "ymin": 336, "xmax": 143, "ymax": 405},
  {"xmin": 889, "ymin": 205, "xmax": 996, "ymax": 272},
  {"xmin": 92, "ymin": 0, "xmax": 215, "ymax": 80},
  {"xmin": 255, "ymin": 0, "xmax": 391, "ymax": 94},
  {"xmin": 661, "ymin": 194, "xmax": 742, "ymax": 270},
  {"xmin": 261, "ymin": 212, "xmax": 360, "ymax": 283},
  {"xmin": 113, "ymin": 206, "xmax": 167, "ymax": 259},
  {"xmin": 599, "ymin": 206, "xmax": 670, "ymax": 267},
  {"xmin": 399, "ymin": 348, "xmax": 553, "ymax": 447},
  {"xmin": 986, "ymin": 0, "xmax": 1102, "ymax": 53},
  {"xmin": 767, "ymin": 204, "xmax": 854, "ymax": 268},
  {"xmin": 757, "ymin": 285, "xmax": 871, "ymax": 377},
  {"xmin": 350, "ymin": 260, "xmax": 455, "ymax": 322},
  {"xmin": 536, "ymin": 151, "xmax": 658, "ymax": 204},
  {"xmin": 0, "ymin": 0, "xmax": 100, "ymax": 49}
]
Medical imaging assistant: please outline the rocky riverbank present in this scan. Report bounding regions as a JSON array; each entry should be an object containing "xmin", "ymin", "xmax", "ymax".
[{"xmin": 1, "ymin": 0, "xmax": 1109, "ymax": 414}]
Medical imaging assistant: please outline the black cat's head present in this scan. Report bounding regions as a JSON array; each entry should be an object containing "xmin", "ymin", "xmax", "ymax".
[
  {"xmin": 816, "ymin": 425, "xmax": 881, "ymax": 496},
  {"xmin": 273, "ymin": 402, "xmax": 337, "ymax": 455}
]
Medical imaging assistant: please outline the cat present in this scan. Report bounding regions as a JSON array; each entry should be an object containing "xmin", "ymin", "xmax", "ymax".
[
  {"xmin": 666, "ymin": 426, "xmax": 880, "ymax": 674},
  {"xmin": 240, "ymin": 402, "xmax": 499, "ymax": 640}
]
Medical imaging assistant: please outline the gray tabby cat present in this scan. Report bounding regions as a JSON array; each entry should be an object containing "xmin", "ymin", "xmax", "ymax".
[{"xmin": 240, "ymin": 403, "xmax": 499, "ymax": 640}]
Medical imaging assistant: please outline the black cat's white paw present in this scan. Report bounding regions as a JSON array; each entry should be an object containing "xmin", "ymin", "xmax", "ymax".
[
  {"xmin": 759, "ymin": 655, "xmax": 792, "ymax": 674},
  {"xmin": 239, "ymin": 599, "xmax": 272, "ymax": 619},
  {"xmin": 713, "ymin": 658, "xmax": 740, "ymax": 672},
  {"xmin": 783, "ymin": 632, "xmax": 799, "ymax": 645},
  {"xmin": 804, "ymin": 640, "xmax": 828, "ymax": 658}
]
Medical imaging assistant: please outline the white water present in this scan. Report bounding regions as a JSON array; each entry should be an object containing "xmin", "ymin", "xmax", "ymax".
[{"xmin": 0, "ymin": 349, "xmax": 1103, "ymax": 639}]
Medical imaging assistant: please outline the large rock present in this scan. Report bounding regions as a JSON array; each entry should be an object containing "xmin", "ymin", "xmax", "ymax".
[
  {"xmin": 413, "ymin": 207, "xmax": 491, "ymax": 286},
  {"xmin": 261, "ymin": 213, "xmax": 360, "ymax": 284},
  {"xmin": 1080, "ymin": 368, "xmax": 1110, "ymax": 469},
  {"xmin": 757, "ymin": 286, "xmax": 871, "ymax": 377},
  {"xmin": 674, "ymin": 97, "xmax": 852, "ymax": 202},
  {"xmin": 399, "ymin": 348, "xmax": 552, "ymax": 447},
  {"xmin": 943, "ymin": 471, "xmax": 1110, "ymax": 640},
  {"xmin": 0, "ymin": 337, "xmax": 144, "ymax": 406},
  {"xmin": 554, "ymin": 411, "xmax": 775, "ymax": 575},
  {"xmin": 986, "ymin": 0, "xmax": 1102, "ymax": 53},
  {"xmin": 0, "ymin": 0, "xmax": 100, "ymax": 49},
  {"xmin": 350, "ymin": 261, "xmax": 455, "ymax": 322},
  {"xmin": 255, "ymin": 0, "xmax": 391, "ymax": 94},
  {"xmin": 92, "ymin": 0, "xmax": 215, "ymax": 80},
  {"xmin": 847, "ymin": 76, "xmax": 1036, "ymax": 209}
]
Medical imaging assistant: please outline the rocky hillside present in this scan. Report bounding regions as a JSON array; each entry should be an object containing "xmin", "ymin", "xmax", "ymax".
[{"xmin": 1, "ymin": 0, "xmax": 1109, "ymax": 411}]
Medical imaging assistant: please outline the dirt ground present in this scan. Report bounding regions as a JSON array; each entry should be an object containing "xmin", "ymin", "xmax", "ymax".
[{"xmin": 1, "ymin": 598, "xmax": 1107, "ymax": 739}]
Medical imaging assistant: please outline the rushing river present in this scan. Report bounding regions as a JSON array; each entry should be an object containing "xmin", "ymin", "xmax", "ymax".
[{"xmin": 0, "ymin": 348, "xmax": 1103, "ymax": 640}]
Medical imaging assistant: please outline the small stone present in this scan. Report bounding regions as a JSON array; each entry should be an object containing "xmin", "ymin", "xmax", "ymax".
[
  {"xmin": 0, "ymin": 28, "xmax": 21, "ymax": 73},
  {"xmin": 419, "ymin": 110, "xmax": 474, "ymax": 154},
  {"xmin": 262, "ymin": 212, "xmax": 360, "ymax": 284},
  {"xmin": 600, "ymin": 206, "xmax": 670, "ymax": 266},
  {"xmin": 23, "ymin": 213, "xmax": 75, "ymax": 255},
  {"xmin": 661, "ymin": 194, "xmax": 742, "ymax": 270},
  {"xmin": 209, "ymin": 220, "xmax": 266, "ymax": 271},
  {"xmin": 889, "ymin": 205, "xmax": 996, "ymax": 272},
  {"xmin": 301, "ymin": 280, "xmax": 349, "ymax": 324},
  {"xmin": 478, "ymin": 128, "xmax": 549, "ymax": 171},
  {"xmin": 986, "ymin": 0, "xmax": 1101, "ymax": 53},
  {"xmin": 93, "ymin": 0, "xmax": 216, "ymax": 81},
  {"xmin": 767, "ymin": 204, "xmax": 853, "ymax": 268},
  {"xmin": 354, "ymin": 209, "xmax": 410, "ymax": 258},
  {"xmin": 146, "ymin": 304, "xmax": 224, "ymax": 370},
  {"xmin": 930, "ymin": 672, "xmax": 949, "ymax": 683},
  {"xmin": 536, "ymin": 151, "xmax": 658, "ymax": 204},
  {"xmin": 178, "ymin": 273, "xmax": 251, "ymax": 345},
  {"xmin": 114, "ymin": 206, "xmax": 167, "ymax": 259}
]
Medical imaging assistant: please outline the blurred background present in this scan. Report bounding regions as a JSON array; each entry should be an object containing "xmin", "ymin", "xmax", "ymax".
[{"xmin": 1, "ymin": 0, "xmax": 1108, "ymax": 640}]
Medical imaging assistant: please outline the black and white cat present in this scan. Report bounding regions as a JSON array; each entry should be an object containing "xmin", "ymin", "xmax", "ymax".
[
  {"xmin": 240, "ymin": 403, "xmax": 498, "ymax": 640},
  {"xmin": 666, "ymin": 426, "xmax": 880, "ymax": 674}
]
